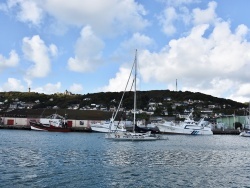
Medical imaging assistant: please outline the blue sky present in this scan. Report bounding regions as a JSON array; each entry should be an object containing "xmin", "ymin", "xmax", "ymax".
[{"xmin": 1, "ymin": 0, "xmax": 250, "ymax": 103}]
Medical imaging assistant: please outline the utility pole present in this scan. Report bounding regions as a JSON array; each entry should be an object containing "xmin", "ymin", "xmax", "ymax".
[{"xmin": 176, "ymin": 79, "xmax": 177, "ymax": 92}]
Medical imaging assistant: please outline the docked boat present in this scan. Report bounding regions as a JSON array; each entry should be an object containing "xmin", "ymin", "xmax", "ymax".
[
  {"xmin": 156, "ymin": 112, "xmax": 213, "ymax": 135},
  {"xmin": 239, "ymin": 130, "xmax": 250, "ymax": 137},
  {"xmin": 90, "ymin": 120, "xmax": 126, "ymax": 133},
  {"xmin": 30, "ymin": 113, "xmax": 71, "ymax": 132},
  {"xmin": 105, "ymin": 130, "xmax": 161, "ymax": 141},
  {"xmin": 105, "ymin": 50, "xmax": 162, "ymax": 141},
  {"xmin": 134, "ymin": 124, "xmax": 160, "ymax": 134}
]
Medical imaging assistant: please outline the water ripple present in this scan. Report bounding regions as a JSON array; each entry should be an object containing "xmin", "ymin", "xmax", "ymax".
[{"xmin": 1, "ymin": 131, "xmax": 250, "ymax": 187}]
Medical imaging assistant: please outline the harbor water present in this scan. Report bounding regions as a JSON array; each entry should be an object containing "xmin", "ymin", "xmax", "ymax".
[{"xmin": 0, "ymin": 130, "xmax": 250, "ymax": 187}]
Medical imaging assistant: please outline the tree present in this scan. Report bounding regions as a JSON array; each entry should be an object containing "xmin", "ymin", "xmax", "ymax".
[
  {"xmin": 137, "ymin": 112, "xmax": 150, "ymax": 122},
  {"xmin": 234, "ymin": 122, "xmax": 242, "ymax": 130},
  {"xmin": 167, "ymin": 105, "xmax": 173, "ymax": 116},
  {"xmin": 154, "ymin": 106, "xmax": 164, "ymax": 116}
]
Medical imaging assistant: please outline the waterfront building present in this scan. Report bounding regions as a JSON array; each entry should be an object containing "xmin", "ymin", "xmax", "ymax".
[{"xmin": 216, "ymin": 115, "xmax": 248, "ymax": 129}]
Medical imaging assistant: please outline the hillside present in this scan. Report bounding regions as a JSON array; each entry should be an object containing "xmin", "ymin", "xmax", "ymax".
[
  {"xmin": 1, "ymin": 109, "xmax": 122, "ymax": 120},
  {"xmin": 0, "ymin": 90, "xmax": 248, "ymax": 119}
]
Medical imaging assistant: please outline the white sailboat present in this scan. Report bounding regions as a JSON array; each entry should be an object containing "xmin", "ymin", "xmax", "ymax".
[
  {"xmin": 90, "ymin": 120, "xmax": 126, "ymax": 133},
  {"xmin": 105, "ymin": 50, "xmax": 161, "ymax": 141},
  {"xmin": 90, "ymin": 112, "xmax": 127, "ymax": 133}
]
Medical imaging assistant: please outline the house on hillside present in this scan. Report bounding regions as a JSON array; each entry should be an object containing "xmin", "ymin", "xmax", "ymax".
[
  {"xmin": 109, "ymin": 106, "xmax": 116, "ymax": 112},
  {"xmin": 200, "ymin": 109, "xmax": 213, "ymax": 117},
  {"xmin": 164, "ymin": 97, "xmax": 171, "ymax": 101},
  {"xmin": 9, "ymin": 103, "xmax": 17, "ymax": 110},
  {"xmin": 208, "ymin": 104, "xmax": 221, "ymax": 109},
  {"xmin": 83, "ymin": 98, "xmax": 91, "ymax": 101},
  {"xmin": 53, "ymin": 106, "xmax": 59, "ymax": 109},
  {"xmin": 177, "ymin": 113, "xmax": 190, "ymax": 119},
  {"xmin": 23, "ymin": 102, "xmax": 35, "ymax": 109},
  {"xmin": 195, "ymin": 104, "xmax": 203, "ymax": 109}
]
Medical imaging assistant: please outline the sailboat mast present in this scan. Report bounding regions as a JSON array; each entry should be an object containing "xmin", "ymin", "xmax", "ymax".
[{"xmin": 133, "ymin": 49, "xmax": 137, "ymax": 132}]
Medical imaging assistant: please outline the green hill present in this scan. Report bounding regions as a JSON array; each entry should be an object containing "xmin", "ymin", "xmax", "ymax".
[{"xmin": 0, "ymin": 90, "xmax": 248, "ymax": 119}]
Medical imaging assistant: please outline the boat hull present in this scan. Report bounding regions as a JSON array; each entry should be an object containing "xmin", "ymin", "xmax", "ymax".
[
  {"xmin": 157, "ymin": 124, "xmax": 213, "ymax": 135},
  {"xmin": 90, "ymin": 122, "xmax": 126, "ymax": 133},
  {"xmin": 105, "ymin": 132, "xmax": 161, "ymax": 141},
  {"xmin": 240, "ymin": 131, "xmax": 250, "ymax": 137},
  {"xmin": 30, "ymin": 121, "xmax": 71, "ymax": 132},
  {"xmin": 133, "ymin": 124, "xmax": 160, "ymax": 134},
  {"xmin": 90, "ymin": 125, "xmax": 110, "ymax": 133}
]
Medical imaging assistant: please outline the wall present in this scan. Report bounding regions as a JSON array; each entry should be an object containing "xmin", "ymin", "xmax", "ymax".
[
  {"xmin": 216, "ymin": 116, "xmax": 248, "ymax": 129},
  {"xmin": 0, "ymin": 117, "xmax": 92, "ymax": 128}
]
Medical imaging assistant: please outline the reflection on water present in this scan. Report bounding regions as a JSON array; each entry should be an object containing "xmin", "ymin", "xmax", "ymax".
[{"xmin": 1, "ymin": 130, "xmax": 250, "ymax": 187}]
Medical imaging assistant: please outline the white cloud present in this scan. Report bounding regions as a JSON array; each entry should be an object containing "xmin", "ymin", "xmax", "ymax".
[
  {"xmin": 2, "ymin": 0, "xmax": 149, "ymax": 36},
  {"xmin": 228, "ymin": 83, "xmax": 250, "ymax": 103},
  {"xmin": 18, "ymin": 0, "xmax": 43, "ymax": 25},
  {"xmin": 68, "ymin": 26, "xmax": 104, "ymax": 72},
  {"xmin": 158, "ymin": 7, "xmax": 178, "ymax": 35},
  {"xmin": 179, "ymin": 6, "xmax": 191, "ymax": 26},
  {"xmin": 1, "ymin": 0, "xmax": 250, "ymax": 103},
  {"xmin": 164, "ymin": 0, "xmax": 199, "ymax": 6},
  {"xmin": 0, "ymin": 50, "xmax": 19, "ymax": 71},
  {"xmin": 49, "ymin": 44, "xmax": 58, "ymax": 57},
  {"xmin": 120, "ymin": 32, "xmax": 154, "ymax": 51},
  {"xmin": 1, "ymin": 78, "xmax": 25, "ymax": 92},
  {"xmin": 69, "ymin": 83, "xmax": 83, "ymax": 93},
  {"xmin": 117, "ymin": 1, "xmax": 250, "ymax": 103},
  {"xmin": 0, "ymin": 2, "xmax": 8, "ymax": 11},
  {"xmin": 5, "ymin": 0, "xmax": 43, "ymax": 25},
  {"xmin": 32, "ymin": 82, "xmax": 61, "ymax": 94},
  {"xmin": 182, "ymin": 78, "xmax": 235, "ymax": 98},
  {"xmin": 192, "ymin": 1, "xmax": 217, "ymax": 25},
  {"xmin": 157, "ymin": 1, "xmax": 218, "ymax": 35},
  {"xmin": 23, "ymin": 77, "xmax": 32, "ymax": 89},
  {"xmin": 136, "ymin": 19, "xmax": 250, "ymax": 102},
  {"xmin": 235, "ymin": 24, "xmax": 249, "ymax": 39},
  {"xmin": 22, "ymin": 35, "xmax": 56, "ymax": 78},
  {"xmin": 209, "ymin": 22, "xmax": 250, "ymax": 73},
  {"xmin": 101, "ymin": 66, "xmax": 135, "ymax": 92},
  {"xmin": 44, "ymin": 0, "xmax": 149, "ymax": 36},
  {"xmin": 236, "ymin": 83, "xmax": 250, "ymax": 96}
]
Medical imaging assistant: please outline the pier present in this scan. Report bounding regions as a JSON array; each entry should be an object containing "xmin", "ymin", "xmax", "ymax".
[{"xmin": 0, "ymin": 124, "xmax": 241, "ymax": 134}]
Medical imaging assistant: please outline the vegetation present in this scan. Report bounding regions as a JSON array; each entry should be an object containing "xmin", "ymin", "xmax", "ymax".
[
  {"xmin": 0, "ymin": 90, "xmax": 248, "ymax": 119},
  {"xmin": 234, "ymin": 122, "xmax": 242, "ymax": 129}
]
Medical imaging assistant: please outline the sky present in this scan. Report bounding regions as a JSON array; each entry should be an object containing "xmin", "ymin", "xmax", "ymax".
[{"xmin": 0, "ymin": 0, "xmax": 250, "ymax": 103}]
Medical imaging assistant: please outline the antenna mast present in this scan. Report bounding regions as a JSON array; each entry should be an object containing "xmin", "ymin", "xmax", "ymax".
[
  {"xmin": 133, "ymin": 49, "xmax": 137, "ymax": 132},
  {"xmin": 176, "ymin": 79, "xmax": 177, "ymax": 92}
]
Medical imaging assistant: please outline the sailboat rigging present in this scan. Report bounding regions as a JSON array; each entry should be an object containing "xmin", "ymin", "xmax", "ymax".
[{"xmin": 105, "ymin": 49, "xmax": 161, "ymax": 141}]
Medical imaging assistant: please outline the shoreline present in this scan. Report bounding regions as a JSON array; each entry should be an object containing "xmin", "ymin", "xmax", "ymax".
[
  {"xmin": 0, "ymin": 125, "xmax": 241, "ymax": 135},
  {"xmin": 0, "ymin": 125, "xmax": 92, "ymax": 132}
]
